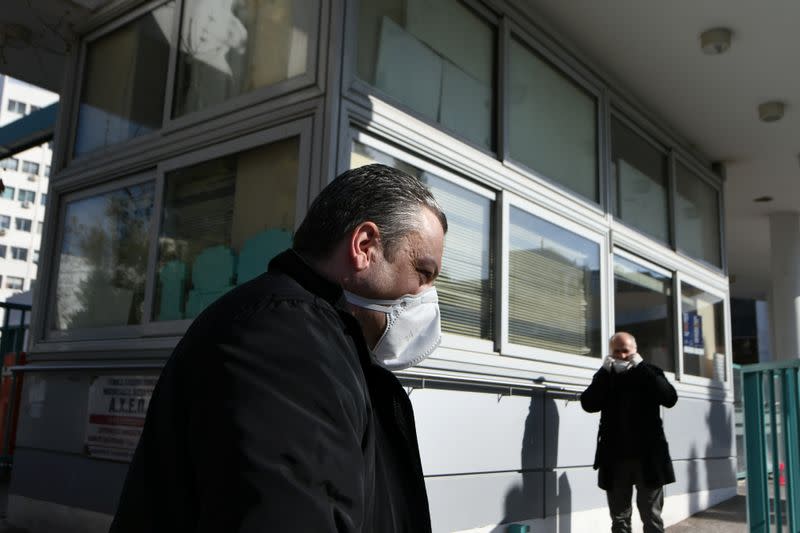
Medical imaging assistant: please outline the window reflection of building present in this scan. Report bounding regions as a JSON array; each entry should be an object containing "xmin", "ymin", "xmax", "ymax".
[
  {"xmin": 614, "ymin": 256, "xmax": 674, "ymax": 372},
  {"xmin": 75, "ymin": 3, "xmax": 175, "ymax": 155},
  {"xmin": 54, "ymin": 183, "xmax": 155, "ymax": 330},
  {"xmin": 509, "ymin": 247, "xmax": 600, "ymax": 356},
  {"xmin": 175, "ymin": 0, "xmax": 312, "ymax": 117},
  {"xmin": 508, "ymin": 208, "xmax": 601, "ymax": 357}
]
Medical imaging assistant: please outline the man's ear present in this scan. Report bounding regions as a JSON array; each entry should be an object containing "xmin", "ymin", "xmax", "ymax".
[{"xmin": 348, "ymin": 221, "xmax": 382, "ymax": 272}]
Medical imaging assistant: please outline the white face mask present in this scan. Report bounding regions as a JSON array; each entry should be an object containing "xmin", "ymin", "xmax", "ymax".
[
  {"xmin": 344, "ymin": 287, "xmax": 441, "ymax": 370},
  {"xmin": 612, "ymin": 359, "xmax": 633, "ymax": 373}
]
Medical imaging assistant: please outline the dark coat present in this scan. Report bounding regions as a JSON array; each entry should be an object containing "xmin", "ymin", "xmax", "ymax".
[
  {"xmin": 109, "ymin": 250, "xmax": 432, "ymax": 533},
  {"xmin": 580, "ymin": 362, "xmax": 678, "ymax": 490}
]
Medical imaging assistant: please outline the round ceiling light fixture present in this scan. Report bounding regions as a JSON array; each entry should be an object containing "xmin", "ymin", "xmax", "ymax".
[
  {"xmin": 758, "ymin": 101, "xmax": 785, "ymax": 122},
  {"xmin": 700, "ymin": 28, "xmax": 732, "ymax": 55}
]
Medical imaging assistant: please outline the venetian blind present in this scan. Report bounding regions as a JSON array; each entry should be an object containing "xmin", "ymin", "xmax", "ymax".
[{"xmin": 508, "ymin": 207, "xmax": 601, "ymax": 356}]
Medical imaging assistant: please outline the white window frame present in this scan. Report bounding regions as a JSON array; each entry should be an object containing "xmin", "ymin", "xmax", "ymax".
[
  {"xmin": 345, "ymin": 0, "xmax": 501, "ymax": 158},
  {"xmin": 675, "ymin": 270, "xmax": 731, "ymax": 390},
  {"xmin": 503, "ymin": 23, "xmax": 605, "ymax": 208},
  {"xmin": 42, "ymin": 119, "xmax": 312, "ymax": 346},
  {"xmin": 673, "ymin": 153, "xmax": 725, "ymax": 273},
  {"xmin": 44, "ymin": 171, "xmax": 159, "ymax": 342},
  {"xmin": 140, "ymin": 118, "xmax": 313, "ymax": 338},
  {"xmin": 611, "ymin": 248, "xmax": 678, "ymax": 381},
  {"xmin": 350, "ymin": 130, "xmax": 498, "ymax": 356},
  {"xmin": 608, "ymin": 110, "xmax": 672, "ymax": 245},
  {"xmin": 499, "ymin": 191, "xmax": 609, "ymax": 370},
  {"xmin": 67, "ymin": 0, "xmax": 324, "ymax": 167}
]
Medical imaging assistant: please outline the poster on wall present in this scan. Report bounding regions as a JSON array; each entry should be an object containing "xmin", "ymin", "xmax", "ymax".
[{"xmin": 85, "ymin": 375, "xmax": 157, "ymax": 462}]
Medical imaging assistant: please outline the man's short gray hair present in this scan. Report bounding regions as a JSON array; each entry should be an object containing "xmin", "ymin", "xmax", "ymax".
[{"xmin": 293, "ymin": 164, "xmax": 447, "ymax": 261}]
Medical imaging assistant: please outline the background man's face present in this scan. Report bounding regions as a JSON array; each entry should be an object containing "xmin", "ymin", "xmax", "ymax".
[{"xmin": 610, "ymin": 335, "xmax": 637, "ymax": 361}]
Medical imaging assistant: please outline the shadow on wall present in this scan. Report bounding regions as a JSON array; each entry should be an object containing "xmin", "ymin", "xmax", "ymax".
[
  {"xmin": 497, "ymin": 393, "xmax": 572, "ymax": 533},
  {"xmin": 689, "ymin": 443, "xmax": 700, "ymax": 513}
]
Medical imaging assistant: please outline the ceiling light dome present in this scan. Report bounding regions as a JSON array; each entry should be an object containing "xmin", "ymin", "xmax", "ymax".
[
  {"xmin": 700, "ymin": 28, "xmax": 732, "ymax": 55},
  {"xmin": 759, "ymin": 101, "xmax": 785, "ymax": 122}
]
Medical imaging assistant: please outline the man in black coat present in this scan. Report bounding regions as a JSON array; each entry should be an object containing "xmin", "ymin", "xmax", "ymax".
[
  {"xmin": 109, "ymin": 164, "xmax": 448, "ymax": 532},
  {"xmin": 581, "ymin": 332, "xmax": 678, "ymax": 533}
]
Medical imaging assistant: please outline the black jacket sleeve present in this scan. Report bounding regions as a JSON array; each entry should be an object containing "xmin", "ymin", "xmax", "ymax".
[
  {"xmin": 188, "ymin": 300, "xmax": 369, "ymax": 532},
  {"xmin": 580, "ymin": 368, "xmax": 611, "ymax": 413},
  {"xmin": 639, "ymin": 363, "xmax": 678, "ymax": 408}
]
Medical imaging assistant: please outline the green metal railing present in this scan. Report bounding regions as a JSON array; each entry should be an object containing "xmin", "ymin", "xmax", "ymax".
[{"xmin": 742, "ymin": 359, "xmax": 800, "ymax": 533}]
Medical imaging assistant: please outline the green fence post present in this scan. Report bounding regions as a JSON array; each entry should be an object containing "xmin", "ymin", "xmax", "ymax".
[
  {"xmin": 744, "ymin": 370, "xmax": 770, "ymax": 532},
  {"xmin": 781, "ymin": 368, "xmax": 800, "ymax": 532},
  {"xmin": 768, "ymin": 371, "xmax": 783, "ymax": 532}
]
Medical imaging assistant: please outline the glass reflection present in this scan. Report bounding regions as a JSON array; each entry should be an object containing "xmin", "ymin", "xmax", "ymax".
[
  {"xmin": 508, "ymin": 207, "xmax": 601, "ymax": 356},
  {"xmin": 54, "ymin": 183, "xmax": 155, "ymax": 329},
  {"xmin": 174, "ymin": 0, "xmax": 314, "ymax": 117}
]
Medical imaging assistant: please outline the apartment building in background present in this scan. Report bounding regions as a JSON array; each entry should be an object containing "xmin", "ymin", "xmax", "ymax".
[{"xmin": 0, "ymin": 75, "xmax": 57, "ymax": 306}]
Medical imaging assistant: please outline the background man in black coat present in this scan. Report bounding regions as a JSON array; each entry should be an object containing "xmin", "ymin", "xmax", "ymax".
[
  {"xmin": 581, "ymin": 332, "xmax": 678, "ymax": 533},
  {"xmin": 109, "ymin": 164, "xmax": 447, "ymax": 532}
]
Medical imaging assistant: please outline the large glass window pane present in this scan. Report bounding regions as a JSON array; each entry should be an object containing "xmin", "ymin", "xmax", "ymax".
[
  {"xmin": 351, "ymin": 140, "xmax": 495, "ymax": 339},
  {"xmin": 681, "ymin": 282, "xmax": 726, "ymax": 381},
  {"xmin": 174, "ymin": 0, "xmax": 316, "ymax": 118},
  {"xmin": 611, "ymin": 117, "xmax": 668, "ymax": 242},
  {"xmin": 357, "ymin": 0, "xmax": 495, "ymax": 151},
  {"xmin": 509, "ymin": 38, "xmax": 597, "ymax": 202},
  {"xmin": 508, "ymin": 207, "xmax": 601, "ymax": 356},
  {"xmin": 2, "ymin": 187, "xmax": 15, "ymax": 200},
  {"xmin": 676, "ymin": 163, "xmax": 721, "ymax": 267},
  {"xmin": 0, "ymin": 216, "xmax": 9, "ymax": 229},
  {"xmin": 53, "ymin": 182, "xmax": 155, "ymax": 330},
  {"xmin": 155, "ymin": 137, "xmax": 298, "ymax": 321},
  {"xmin": 614, "ymin": 255, "xmax": 674, "ymax": 372},
  {"xmin": 74, "ymin": 3, "xmax": 175, "ymax": 156}
]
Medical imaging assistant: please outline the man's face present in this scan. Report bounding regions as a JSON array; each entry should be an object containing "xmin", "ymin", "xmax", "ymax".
[
  {"xmin": 610, "ymin": 335, "xmax": 637, "ymax": 361},
  {"xmin": 352, "ymin": 207, "xmax": 445, "ymax": 347}
]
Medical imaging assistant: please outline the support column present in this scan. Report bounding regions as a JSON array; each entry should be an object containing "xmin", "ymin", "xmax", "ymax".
[{"xmin": 768, "ymin": 212, "xmax": 800, "ymax": 360}]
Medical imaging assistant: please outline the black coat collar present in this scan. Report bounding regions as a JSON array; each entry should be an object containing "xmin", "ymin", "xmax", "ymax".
[{"xmin": 268, "ymin": 249, "xmax": 349, "ymax": 311}]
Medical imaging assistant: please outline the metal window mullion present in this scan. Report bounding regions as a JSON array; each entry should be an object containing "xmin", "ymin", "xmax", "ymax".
[
  {"xmin": 598, "ymin": 87, "xmax": 611, "ymax": 212},
  {"xmin": 65, "ymin": 40, "xmax": 89, "ymax": 168},
  {"xmin": 667, "ymin": 149, "xmax": 677, "ymax": 250},
  {"xmin": 497, "ymin": 16, "xmax": 510, "ymax": 163},
  {"xmin": 674, "ymin": 271, "xmax": 683, "ymax": 381},
  {"xmin": 496, "ymin": 190, "xmax": 509, "ymax": 354},
  {"xmin": 603, "ymin": 229, "xmax": 612, "ymax": 351},
  {"xmin": 141, "ymin": 167, "xmax": 166, "ymax": 326},
  {"xmin": 160, "ymin": 0, "xmax": 185, "ymax": 127}
]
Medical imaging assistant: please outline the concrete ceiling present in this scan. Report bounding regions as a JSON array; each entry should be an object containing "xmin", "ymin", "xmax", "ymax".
[
  {"xmin": 523, "ymin": 0, "xmax": 800, "ymax": 300},
  {"xmin": 0, "ymin": 0, "xmax": 111, "ymax": 91}
]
